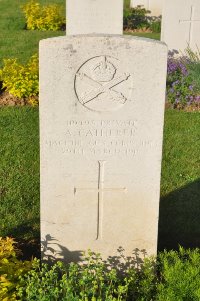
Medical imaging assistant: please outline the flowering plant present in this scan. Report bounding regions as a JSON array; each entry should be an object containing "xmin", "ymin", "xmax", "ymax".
[{"xmin": 167, "ymin": 50, "xmax": 200, "ymax": 109}]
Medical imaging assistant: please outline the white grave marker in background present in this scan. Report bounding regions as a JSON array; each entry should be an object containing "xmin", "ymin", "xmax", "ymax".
[
  {"xmin": 40, "ymin": 0, "xmax": 167, "ymax": 262},
  {"xmin": 161, "ymin": 0, "xmax": 200, "ymax": 52},
  {"xmin": 130, "ymin": 0, "xmax": 163, "ymax": 16},
  {"xmin": 67, "ymin": 0, "xmax": 123, "ymax": 35}
]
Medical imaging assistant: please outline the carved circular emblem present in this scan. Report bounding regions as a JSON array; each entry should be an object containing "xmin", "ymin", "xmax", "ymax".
[{"xmin": 74, "ymin": 56, "xmax": 131, "ymax": 112}]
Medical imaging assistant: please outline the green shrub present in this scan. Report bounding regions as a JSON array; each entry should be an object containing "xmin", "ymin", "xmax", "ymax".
[
  {"xmin": 130, "ymin": 256, "xmax": 157, "ymax": 301},
  {"xmin": 0, "ymin": 237, "xmax": 32, "ymax": 301},
  {"xmin": 22, "ymin": 0, "xmax": 65, "ymax": 31},
  {"xmin": 0, "ymin": 54, "xmax": 39, "ymax": 105},
  {"xmin": 17, "ymin": 251, "xmax": 129, "ymax": 300},
  {"xmin": 123, "ymin": 5, "xmax": 150, "ymax": 31},
  {"xmin": 123, "ymin": 5, "xmax": 161, "ymax": 33},
  {"xmin": 1, "ymin": 238, "xmax": 200, "ymax": 301},
  {"xmin": 157, "ymin": 247, "xmax": 200, "ymax": 301},
  {"xmin": 17, "ymin": 248, "xmax": 200, "ymax": 300},
  {"xmin": 17, "ymin": 250, "xmax": 157, "ymax": 301}
]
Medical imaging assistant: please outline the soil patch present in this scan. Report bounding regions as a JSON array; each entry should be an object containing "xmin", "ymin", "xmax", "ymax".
[
  {"xmin": 124, "ymin": 28, "xmax": 153, "ymax": 33},
  {"xmin": 1, "ymin": 91, "xmax": 199, "ymax": 112},
  {"xmin": 0, "ymin": 91, "xmax": 27, "ymax": 106},
  {"xmin": 166, "ymin": 101, "xmax": 200, "ymax": 112}
]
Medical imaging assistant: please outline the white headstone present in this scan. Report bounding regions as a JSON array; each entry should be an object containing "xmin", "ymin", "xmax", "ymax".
[
  {"xmin": 40, "ymin": 0, "xmax": 167, "ymax": 262},
  {"xmin": 161, "ymin": 0, "xmax": 200, "ymax": 52},
  {"xmin": 130, "ymin": 0, "xmax": 163, "ymax": 16},
  {"xmin": 67, "ymin": 0, "xmax": 123, "ymax": 35}
]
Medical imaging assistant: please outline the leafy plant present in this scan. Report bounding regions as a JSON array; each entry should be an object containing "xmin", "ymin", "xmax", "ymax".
[
  {"xmin": 22, "ymin": 0, "xmax": 65, "ymax": 31},
  {"xmin": 149, "ymin": 17, "xmax": 161, "ymax": 33},
  {"xmin": 17, "ymin": 251, "xmax": 126, "ymax": 300},
  {"xmin": 17, "ymin": 250, "xmax": 158, "ymax": 301},
  {"xmin": 184, "ymin": 46, "xmax": 200, "ymax": 95},
  {"xmin": 1, "ymin": 241, "xmax": 200, "ymax": 301},
  {"xmin": 123, "ymin": 5, "xmax": 150, "ymax": 31},
  {"xmin": 157, "ymin": 247, "xmax": 200, "ymax": 301},
  {"xmin": 123, "ymin": 5, "xmax": 161, "ymax": 33},
  {"xmin": 0, "ymin": 237, "xmax": 32, "ymax": 301},
  {"xmin": 0, "ymin": 54, "xmax": 39, "ymax": 104}
]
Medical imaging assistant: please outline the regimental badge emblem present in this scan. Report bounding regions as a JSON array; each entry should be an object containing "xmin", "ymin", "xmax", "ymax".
[{"xmin": 74, "ymin": 56, "xmax": 131, "ymax": 112}]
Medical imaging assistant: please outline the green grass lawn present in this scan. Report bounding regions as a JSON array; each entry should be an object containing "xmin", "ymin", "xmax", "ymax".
[
  {"xmin": 0, "ymin": 108, "xmax": 39, "ymax": 242},
  {"xmin": 159, "ymin": 110, "xmax": 200, "ymax": 251},
  {"xmin": 0, "ymin": 0, "xmax": 65, "ymax": 67},
  {"xmin": 126, "ymin": 32, "xmax": 160, "ymax": 40},
  {"xmin": 0, "ymin": 108, "xmax": 199, "ymax": 257},
  {"xmin": 0, "ymin": 0, "xmax": 160, "ymax": 68}
]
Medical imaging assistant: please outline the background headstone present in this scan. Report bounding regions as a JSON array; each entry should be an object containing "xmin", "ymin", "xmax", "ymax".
[
  {"xmin": 161, "ymin": 0, "xmax": 200, "ymax": 52},
  {"xmin": 130, "ymin": 0, "xmax": 163, "ymax": 16},
  {"xmin": 67, "ymin": 0, "xmax": 123, "ymax": 35},
  {"xmin": 40, "ymin": 0, "xmax": 167, "ymax": 262}
]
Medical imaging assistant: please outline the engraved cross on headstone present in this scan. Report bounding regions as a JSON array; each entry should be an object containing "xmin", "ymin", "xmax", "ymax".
[
  {"xmin": 179, "ymin": 6, "xmax": 200, "ymax": 46},
  {"xmin": 74, "ymin": 161, "xmax": 127, "ymax": 240}
]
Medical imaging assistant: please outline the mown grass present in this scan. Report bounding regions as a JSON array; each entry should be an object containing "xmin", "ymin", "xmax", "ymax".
[
  {"xmin": 125, "ymin": 32, "xmax": 160, "ymax": 40},
  {"xmin": 0, "ymin": 108, "xmax": 199, "ymax": 256},
  {"xmin": 159, "ymin": 110, "xmax": 200, "ymax": 251},
  {"xmin": 0, "ymin": 107, "xmax": 39, "ymax": 243},
  {"xmin": 0, "ymin": 0, "xmax": 65, "ymax": 67}
]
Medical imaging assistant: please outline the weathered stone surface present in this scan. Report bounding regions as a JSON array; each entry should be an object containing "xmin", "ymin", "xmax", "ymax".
[
  {"xmin": 161, "ymin": 0, "xmax": 200, "ymax": 52},
  {"xmin": 130, "ymin": 0, "xmax": 163, "ymax": 16},
  {"xmin": 40, "ymin": 35, "xmax": 167, "ymax": 261},
  {"xmin": 67, "ymin": 0, "xmax": 123, "ymax": 35}
]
